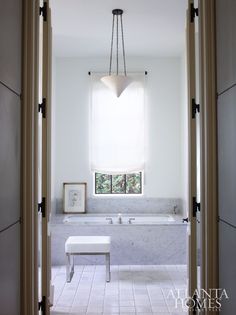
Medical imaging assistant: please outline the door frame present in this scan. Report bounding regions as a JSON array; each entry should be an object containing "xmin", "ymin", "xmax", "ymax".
[
  {"xmin": 186, "ymin": 0, "xmax": 198, "ymax": 309},
  {"xmin": 22, "ymin": 0, "xmax": 40, "ymax": 314},
  {"xmin": 199, "ymin": 1, "xmax": 218, "ymax": 310},
  {"xmin": 21, "ymin": 0, "xmax": 218, "ymax": 314}
]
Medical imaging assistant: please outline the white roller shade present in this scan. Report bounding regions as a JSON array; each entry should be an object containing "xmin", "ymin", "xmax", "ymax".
[{"xmin": 90, "ymin": 74, "xmax": 145, "ymax": 174}]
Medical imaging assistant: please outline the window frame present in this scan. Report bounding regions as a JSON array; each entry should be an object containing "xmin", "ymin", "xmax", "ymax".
[{"xmin": 94, "ymin": 172, "xmax": 143, "ymax": 195}]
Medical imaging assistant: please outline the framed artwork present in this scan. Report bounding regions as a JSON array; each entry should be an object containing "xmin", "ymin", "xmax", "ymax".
[{"xmin": 63, "ymin": 182, "xmax": 87, "ymax": 213}]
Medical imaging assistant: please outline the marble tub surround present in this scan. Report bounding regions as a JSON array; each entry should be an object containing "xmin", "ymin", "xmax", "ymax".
[
  {"xmin": 54, "ymin": 197, "xmax": 183, "ymax": 215},
  {"xmin": 51, "ymin": 220, "xmax": 187, "ymax": 265},
  {"xmin": 51, "ymin": 200, "xmax": 187, "ymax": 266}
]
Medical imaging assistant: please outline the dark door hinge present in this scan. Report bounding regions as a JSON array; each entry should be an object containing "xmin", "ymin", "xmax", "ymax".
[
  {"xmin": 192, "ymin": 98, "xmax": 200, "ymax": 118},
  {"xmin": 38, "ymin": 296, "xmax": 46, "ymax": 314},
  {"xmin": 38, "ymin": 98, "xmax": 46, "ymax": 118},
  {"xmin": 193, "ymin": 197, "xmax": 200, "ymax": 217},
  {"xmin": 190, "ymin": 3, "xmax": 199, "ymax": 22},
  {"xmin": 38, "ymin": 197, "xmax": 46, "ymax": 218},
  {"xmin": 182, "ymin": 217, "xmax": 189, "ymax": 223},
  {"xmin": 39, "ymin": 2, "xmax": 47, "ymax": 21}
]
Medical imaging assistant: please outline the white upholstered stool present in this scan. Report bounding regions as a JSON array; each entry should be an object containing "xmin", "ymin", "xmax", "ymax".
[{"xmin": 65, "ymin": 236, "xmax": 111, "ymax": 282}]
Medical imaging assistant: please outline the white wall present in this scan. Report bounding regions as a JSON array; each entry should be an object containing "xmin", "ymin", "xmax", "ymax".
[{"xmin": 53, "ymin": 57, "xmax": 186, "ymax": 202}]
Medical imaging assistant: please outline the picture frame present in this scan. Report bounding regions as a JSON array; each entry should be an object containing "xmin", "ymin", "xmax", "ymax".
[{"xmin": 63, "ymin": 182, "xmax": 87, "ymax": 213}]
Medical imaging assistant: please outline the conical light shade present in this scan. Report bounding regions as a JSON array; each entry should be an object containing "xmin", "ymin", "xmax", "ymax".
[{"xmin": 101, "ymin": 75, "xmax": 132, "ymax": 97}]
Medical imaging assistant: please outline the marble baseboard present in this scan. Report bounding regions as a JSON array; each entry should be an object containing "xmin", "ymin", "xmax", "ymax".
[
  {"xmin": 51, "ymin": 222, "xmax": 187, "ymax": 265},
  {"xmin": 55, "ymin": 197, "xmax": 183, "ymax": 215}
]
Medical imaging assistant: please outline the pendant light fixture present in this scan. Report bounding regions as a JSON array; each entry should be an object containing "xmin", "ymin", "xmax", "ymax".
[{"xmin": 101, "ymin": 9, "xmax": 132, "ymax": 97}]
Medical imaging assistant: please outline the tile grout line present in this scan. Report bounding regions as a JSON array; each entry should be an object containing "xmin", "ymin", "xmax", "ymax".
[
  {"xmin": 118, "ymin": 265, "xmax": 121, "ymax": 315},
  {"xmin": 145, "ymin": 270, "xmax": 154, "ymax": 314},
  {"xmin": 166, "ymin": 265, "xmax": 176, "ymax": 313},
  {"xmin": 131, "ymin": 265, "xmax": 137, "ymax": 315},
  {"xmin": 69, "ymin": 265, "xmax": 85, "ymax": 313},
  {"xmin": 85, "ymin": 265, "xmax": 97, "ymax": 315},
  {"xmin": 53, "ymin": 266, "xmax": 68, "ymax": 308},
  {"xmin": 51, "ymin": 266, "xmax": 60, "ymax": 283},
  {"xmin": 51, "ymin": 264, "xmax": 187, "ymax": 315},
  {"xmin": 102, "ymin": 265, "xmax": 107, "ymax": 315}
]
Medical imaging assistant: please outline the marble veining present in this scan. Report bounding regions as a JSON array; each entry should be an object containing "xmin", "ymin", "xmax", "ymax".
[
  {"xmin": 51, "ymin": 221, "xmax": 187, "ymax": 265},
  {"xmin": 55, "ymin": 197, "xmax": 183, "ymax": 215}
]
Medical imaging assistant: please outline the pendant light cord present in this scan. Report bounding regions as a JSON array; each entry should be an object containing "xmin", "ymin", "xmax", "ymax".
[
  {"xmin": 109, "ymin": 14, "xmax": 115, "ymax": 76},
  {"xmin": 116, "ymin": 14, "xmax": 119, "ymax": 75},
  {"xmin": 120, "ymin": 14, "xmax": 127, "ymax": 76},
  {"xmin": 109, "ymin": 10, "xmax": 127, "ymax": 77}
]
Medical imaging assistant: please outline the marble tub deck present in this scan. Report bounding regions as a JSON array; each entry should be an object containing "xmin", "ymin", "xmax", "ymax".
[{"xmin": 51, "ymin": 264, "xmax": 188, "ymax": 315}]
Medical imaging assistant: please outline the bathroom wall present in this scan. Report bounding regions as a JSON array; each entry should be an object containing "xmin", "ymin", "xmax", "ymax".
[{"xmin": 52, "ymin": 57, "xmax": 187, "ymax": 214}]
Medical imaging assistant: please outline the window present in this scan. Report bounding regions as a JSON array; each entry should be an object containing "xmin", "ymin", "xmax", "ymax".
[{"xmin": 95, "ymin": 172, "xmax": 142, "ymax": 195}]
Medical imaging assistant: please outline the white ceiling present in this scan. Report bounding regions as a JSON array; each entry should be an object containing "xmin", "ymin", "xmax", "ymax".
[{"xmin": 51, "ymin": 0, "xmax": 188, "ymax": 58}]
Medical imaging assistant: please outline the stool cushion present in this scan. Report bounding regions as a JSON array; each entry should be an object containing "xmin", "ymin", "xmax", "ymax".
[{"xmin": 65, "ymin": 236, "xmax": 110, "ymax": 254}]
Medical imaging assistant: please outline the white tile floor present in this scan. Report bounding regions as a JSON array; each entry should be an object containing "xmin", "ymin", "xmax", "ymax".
[{"xmin": 51, "ymin": 265, "xmax": 188, "ymax": 315}]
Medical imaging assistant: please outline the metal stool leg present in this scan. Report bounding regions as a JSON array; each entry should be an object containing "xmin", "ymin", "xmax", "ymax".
[
  {"xmin": 66, "ymin": 253, "xmax": 74, "ymax": 282},
  {"xmin": 106, "ymin": 253, "xmax": 111, "ymax": 282},
  {"xmin": 72, "ymin": 254, "xmax": 74, "ymax": 274}
]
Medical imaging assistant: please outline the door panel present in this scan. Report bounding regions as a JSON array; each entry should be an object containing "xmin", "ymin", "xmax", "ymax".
[
  {"xmin": 194, "ymin": 5, "xmax": 202, "ymax": 296},
  {"xmin": 216, "ymin": 0, "xmax": 236, "ymax": 94},
  {"xmin": 0, "ymin": 0, "xmax": 22, "ymax": 94},
  {"xmin": 38, "ymin": 0, "xmax": 43, "ymax": 305},
  {"xmin": 0, "ymin": 223, "xmax": 20, "ymax": 315},
  {"xmin": 218, "ymin": 86, "xmax": 236, "ymax": 226},
  {"xmin": 0, "ymin": 85, "xmax": 21, "ymax": 231},
  {"xmin": 219, "ymin": 221, "xmax": 236, "ymax": 314},
  {"xmin": 186, "ymin": 0, "xmax": 198, "ymax": 312},
  {"xmin": 39, "ymin": 0, "xmax": 52, "ymax": 314}
]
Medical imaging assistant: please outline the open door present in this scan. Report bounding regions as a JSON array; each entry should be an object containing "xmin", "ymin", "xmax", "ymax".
[
  {"xmin": 38, "ymin": 0, "xmax": 52, "ymax": 314},
  {"xmin": 186, "ymin": 0, "xmax": 200, "ymax": 313}
]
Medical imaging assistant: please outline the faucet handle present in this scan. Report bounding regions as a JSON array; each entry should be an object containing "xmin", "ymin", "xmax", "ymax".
[
  {"xmin": 128, "ymin": 218, "xmax": 135, "ymax": 224},
  {"xmin": 106, "ymin": 217, "xmax": 113, "ymax": 224}
]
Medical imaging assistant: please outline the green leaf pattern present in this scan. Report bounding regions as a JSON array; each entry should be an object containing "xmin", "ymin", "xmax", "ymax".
[{"xmin": 95, "ymin": 173, "xmax": 142, "ymax": 194}]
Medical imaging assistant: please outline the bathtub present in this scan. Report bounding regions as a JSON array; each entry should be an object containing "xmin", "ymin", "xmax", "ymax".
[
  {"xmin": 63, "ymin": 214, "xmax": 175, "ymax": 225},
  {"xmin": 51, "ymin": 213, "xmax": 187, "ymax": 265}
]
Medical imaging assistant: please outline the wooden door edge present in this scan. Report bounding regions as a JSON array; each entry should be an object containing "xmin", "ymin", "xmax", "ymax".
[
  {"xmin": 199, "ymin": 1, "xmax": 218, "ymax": 314},
  {"xmin": 21, "ymin": 0, "xmax": 40, "ymax": 314}
]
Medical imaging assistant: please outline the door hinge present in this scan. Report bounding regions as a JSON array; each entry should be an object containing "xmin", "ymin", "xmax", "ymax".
[
  {"xmin": 39, "ymin": 2, "xmax": 47, "ymax": 21},
  {"xmin": 38, "ymin": 197, "xmax": 46, "ymax": 218},
  {"xmin": 190, "ymin": 3, "xmax": 199, "ymax": 22},
  {"xmin": 182, "ymin": 217, "xmax": 189, "ymax": 223},
  {"xmin": 38, "ymin": 296, "xmax": 46, "ymax": 314},
  {"xmin": 38, "ymin": 98, "xmax": 46, "ymax": 118},
  {"xmin": 193, "ymin": 197, "xmax": 200, "ymax": 217},
  {"xmin": 192, "ymin": 98, "xmax": 200, "ymax": 118}
]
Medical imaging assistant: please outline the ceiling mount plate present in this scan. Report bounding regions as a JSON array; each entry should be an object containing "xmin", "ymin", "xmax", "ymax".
[{"xmin": 112, "ymin": 9, "xmax": 123, "ymax": 16}]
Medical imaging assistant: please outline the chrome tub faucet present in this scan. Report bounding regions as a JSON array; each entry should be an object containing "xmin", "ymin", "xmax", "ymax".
[
  {"xmin": 117, "ymin": 213, "xmax": 122, "ymax": 224},
  {"xmin": 128, "ymin": 218, "xmax": 135, "ymax": 224},
  {"xmin": 106, "ymin": 217, "xmax": 113, "ymax": 224},
  {"xmin": 173, "ymin": 205, "xmax": 178, "ymax": 214}
]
